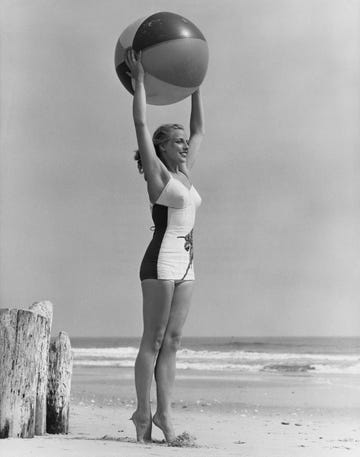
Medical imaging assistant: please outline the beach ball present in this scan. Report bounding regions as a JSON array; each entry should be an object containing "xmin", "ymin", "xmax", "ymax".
[{"xmin": 114, "ymin": 12, "xmax": 209, "ymax": 105}]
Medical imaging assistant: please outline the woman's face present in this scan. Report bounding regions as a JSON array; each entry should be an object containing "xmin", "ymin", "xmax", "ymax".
[{"xmin": 162, "ymin": 129, "xmax": 189, "ymax": 166}]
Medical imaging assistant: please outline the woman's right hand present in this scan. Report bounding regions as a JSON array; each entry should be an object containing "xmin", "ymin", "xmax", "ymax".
[{"xmin": 125, "ymin": 48, "xmax": 145, "ymax": 83}]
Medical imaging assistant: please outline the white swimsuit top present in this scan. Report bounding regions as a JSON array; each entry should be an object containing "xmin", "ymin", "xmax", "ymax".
[{"xmin": 155, "ymin": 175, "xmax": 202, "ymax": 209}]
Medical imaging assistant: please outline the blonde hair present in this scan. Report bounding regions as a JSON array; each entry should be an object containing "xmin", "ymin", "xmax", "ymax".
[{"xmin": 134, "ymin": 123, "xmax": 184, "ymax": 174}]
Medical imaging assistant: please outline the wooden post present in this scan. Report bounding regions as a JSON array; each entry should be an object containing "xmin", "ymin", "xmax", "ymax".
[
  {"xmin": 0, "ymin": 306, "xmax": 51, "ymax": 438},
  {"xmin": 47, "ymin": 331, "xmax": 73, "ymax": 434},
  {"xmin": 0, "ymin": 309, "xmax": 17, "ymax": 438},
  {"xmin": 29, "ymin": 301, "xmax": 53, "ymax": 435}
]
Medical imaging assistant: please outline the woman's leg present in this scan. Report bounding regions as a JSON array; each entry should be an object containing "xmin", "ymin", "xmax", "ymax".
[
  {"xmin": 153, "ymin": 280, "xmax": 194, "ymax": 441},
  {"xmin": 132, "ymin": 279, "xmax": 175, "ymax": 442}
]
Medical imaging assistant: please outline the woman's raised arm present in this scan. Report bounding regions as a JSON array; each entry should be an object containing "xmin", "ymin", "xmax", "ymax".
[{"xmin": 125, "ymin": 49, "xmax": 169, "ymax": 201}]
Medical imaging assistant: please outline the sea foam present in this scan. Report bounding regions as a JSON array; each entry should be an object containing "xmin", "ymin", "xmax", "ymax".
[{"xmin": 71, "ymin": 346, "xmax": 360, "ymax": 374}]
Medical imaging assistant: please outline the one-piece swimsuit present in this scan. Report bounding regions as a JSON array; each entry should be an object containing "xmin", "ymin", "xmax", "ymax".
[{"xmin": 140, "ymin": 175, "xmax": 202, "ymax": 281}]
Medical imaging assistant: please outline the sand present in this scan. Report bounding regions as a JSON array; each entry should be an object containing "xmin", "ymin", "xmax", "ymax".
[{"xmin": 1, "ymin": 368, "xmax": 359, "ymax": 456}]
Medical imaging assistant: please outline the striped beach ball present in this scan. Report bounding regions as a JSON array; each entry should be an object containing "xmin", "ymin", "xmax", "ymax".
[{"xmin": 114, "ymin": 12, "xmax": 209, "ymax": 105}]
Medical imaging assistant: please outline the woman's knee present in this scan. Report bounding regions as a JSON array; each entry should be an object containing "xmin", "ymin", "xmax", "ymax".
[
  {"xmin": 162, "ymin": 332, "xmax": 182, "ymax": 352},
  {"xmin": 142, "ymin": 330, "xmax": 166, "ymax": 353}
]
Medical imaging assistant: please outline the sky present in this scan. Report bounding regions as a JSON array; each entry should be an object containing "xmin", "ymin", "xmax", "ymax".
[{"xmin": 1, "ymin": 0, "xmax": 359, "ymax": 338}]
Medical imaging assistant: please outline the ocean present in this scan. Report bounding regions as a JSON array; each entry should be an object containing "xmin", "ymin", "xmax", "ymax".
[{"xmin": 71, "ymin": 336, "xmax": 360, "ymax": 376}]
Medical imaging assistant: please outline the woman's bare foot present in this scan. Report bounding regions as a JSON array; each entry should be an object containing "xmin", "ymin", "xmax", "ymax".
[
  {"xmin": 153, "ymin": 411, "xmax": 176, "ymax": 442},
  {"xmin": 130, "ymin": 411, "xmax": 152, "ymax": 442}
]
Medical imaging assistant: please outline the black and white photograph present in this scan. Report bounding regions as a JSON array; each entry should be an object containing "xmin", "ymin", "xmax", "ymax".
[{"xmin": 1, "ymin": 0, "xmax": 359, "ymax": 455}]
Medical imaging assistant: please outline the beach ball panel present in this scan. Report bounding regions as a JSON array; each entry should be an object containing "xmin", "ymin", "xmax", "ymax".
[
  {"xmin": 119, "ymin": 16, "xmax": 145, "ymax": 49},
  {"xmin": 141, "ymin": 73, "xmax": 197, "ymax": 105},
  {"xmin": 114, "ymin": 17, "xmax": 143, "ymax": 68},
  {"xmin": 114, "ymin": 38, "xmax": 127, "ymax": 68},
  {"xmin": 114, "ymin": 39, "xmax": 125, "ymax": 68},
  {"xmin": 115, "ymin": 61, "xmax": 134, "ymax": 95},
  {"xmin": 133, "ymin": 11, "xmax": 205, "ymax": 52},
  {"xmin": 114, "ymin": 39, "xmax": 134, "ymax": 94},
  {"xmin": 141, "ymin": 38, "xmax": 209, "ymax": 88}
]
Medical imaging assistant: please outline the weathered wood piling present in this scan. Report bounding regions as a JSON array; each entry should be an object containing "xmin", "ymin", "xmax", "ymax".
[
  {"xmin": 0, "ymin": 301, "xmax": 72, "ymax": 439},
  {"xmin": 0, "ymin": 303, "xmax": 52, "ymax": 438},
  {"xmin": 31, "ymin": 301, "xmax": 54, "ymax": 435},
  {"xmin": 47, "ymin": 331, "xmax": 73, "ymax": 434}
]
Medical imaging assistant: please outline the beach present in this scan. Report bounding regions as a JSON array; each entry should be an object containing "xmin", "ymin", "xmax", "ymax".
[{"xmin": 1, "ymin": 337, "xmax": 360, "ymax": 456}]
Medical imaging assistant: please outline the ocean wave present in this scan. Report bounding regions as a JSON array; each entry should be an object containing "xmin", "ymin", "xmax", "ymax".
[
  {"xmin": 74, "ymin": 347, "xmax": 138, "ymax": 358},
  {"xmin": 313, "ymin": 362, "xmax": 360, "ymax": 375},
  {"xmin": 71, "ymin": 346, "xmax": 360, "ymax": 374},
  {"xmin": 262, "ymin": 363, "xmax": 316, "ymax": 373},
  {"xmin": 74, "ymin": 359, "xmax": 263, "ymax": 372},
  {"xmin": 72, "ymin": 346, "xmax": 359, "ymax": 362}
]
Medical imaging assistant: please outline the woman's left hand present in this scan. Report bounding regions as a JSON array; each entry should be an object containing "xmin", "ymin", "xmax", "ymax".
[{"xmin": 125, "ymin": 47, "xmax": 144, "ymax": 83}]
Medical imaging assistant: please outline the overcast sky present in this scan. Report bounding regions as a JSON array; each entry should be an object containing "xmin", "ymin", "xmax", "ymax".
[{"xmin": 1, "ymin": 0, "xmax": 359, "ymax": 337}]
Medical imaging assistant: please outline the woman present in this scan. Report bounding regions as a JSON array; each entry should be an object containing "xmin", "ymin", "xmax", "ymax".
[{"xmin": 125, "ymin": 48, "xmax": 204, "ymax": 443}]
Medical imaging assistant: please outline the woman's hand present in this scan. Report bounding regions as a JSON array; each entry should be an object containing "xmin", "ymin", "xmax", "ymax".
[{"xmin": 125, "ymin": 48, "xmax": 144, "ymax": 83}]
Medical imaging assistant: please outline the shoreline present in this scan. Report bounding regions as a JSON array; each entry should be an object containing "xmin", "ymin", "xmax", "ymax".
[{"xmin": 71, "ymin": 365, "xmax": 360, "ymax": 410}]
